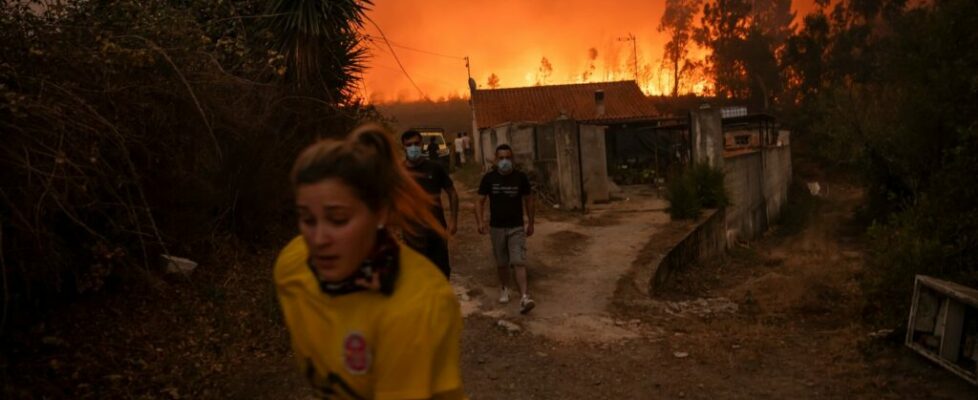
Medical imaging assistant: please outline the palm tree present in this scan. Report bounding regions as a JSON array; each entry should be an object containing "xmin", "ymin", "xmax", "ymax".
[{"xmin": 266, "ymin": 0, "xmax": 371, "ymax": 103}]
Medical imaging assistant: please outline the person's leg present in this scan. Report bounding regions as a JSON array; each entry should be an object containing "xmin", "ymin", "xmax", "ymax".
[
  {"xmin": 513, "ymin": 264, "xmax": 528, "ymax": 297},
  {"xmin": 508, "ymin": 228, "xmax": 534, "ymax": 313},
  {"xmin": 508, "ymin": 228, "xmax": 529, "ymax": 296},
  {"xmin": 430, "ymin": 234, "xmax": 451, "ymax": 279},
  {"xmin": 490, "ymin": 228, "xmax": 511, "ymax": 303}
]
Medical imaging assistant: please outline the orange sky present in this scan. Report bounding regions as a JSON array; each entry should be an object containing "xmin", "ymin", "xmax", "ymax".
[{"xmin": 361, "ymin": 0, "xmax": 819, "ymax": 103}]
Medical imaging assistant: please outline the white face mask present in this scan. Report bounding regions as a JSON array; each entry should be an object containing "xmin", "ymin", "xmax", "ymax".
[
  {"xmin": 497, "ymin": 158, "xmax": 513, "ymax": 172},
  {"xmin": 405, "ymin": 145, "xmax": 422, "ymax": 161}
]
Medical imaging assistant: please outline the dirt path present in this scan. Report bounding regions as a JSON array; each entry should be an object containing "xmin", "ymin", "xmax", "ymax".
[
  {"xmin": 9, "ymin": 175, "xmax": 976, "ymax": 399},
  {"xmin": 452, "ymin": 185, "xmax": 669, "ymax": 343},
  {"xmin": 450, "ymin": 181, "xmax": 976, "ymax": 399}
]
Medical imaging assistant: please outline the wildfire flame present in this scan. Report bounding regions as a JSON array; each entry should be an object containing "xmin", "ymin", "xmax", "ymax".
[{"xmin": 362, "ymin": 0, "xmax": 819, "ymax": 103}]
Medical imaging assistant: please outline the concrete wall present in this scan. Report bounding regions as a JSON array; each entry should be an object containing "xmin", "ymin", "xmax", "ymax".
[
  {"xmin": 762, "ymin": 144, "xmax": 792, "ymax": 229},
  {"xmin": 690, "ymin": 107, "xmax": 724, "ymax": 168},
  {"xmin": 532, "ymin": 125, "xmax": 561, "ymax": 203},
  {"xmin": 553, "ymin": 118, "xmax": 583, "ymax": 210},
  {"xmin": 723, "ymin": 144, "xmax": 792, "ymax": 243},
  {"xmin": 510, "ymin": 124, "xmax": 535, "ymax": 170},
  {"xmin": 478, "ymin": 127, "xmax": 495, "ymax": 166},
  {"xmin": 580, "ymin": 124, "xmax": 610, "ymax": 204},
  {"xmin": 649, "ymin": 209, "xmax": 727, "ymax": 294}
]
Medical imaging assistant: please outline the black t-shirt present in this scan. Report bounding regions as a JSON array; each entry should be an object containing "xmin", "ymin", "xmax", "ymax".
[
  {"xmin": 405, "ymin": 159, "xmax": 453, "ymax": 224},
  {"xmin": 427, "ymin": 142, "xmax": 439, "ymax": 160},
  {"xmin": 478, "ymin": 170, "xmax": 531, "ymax": 228}
]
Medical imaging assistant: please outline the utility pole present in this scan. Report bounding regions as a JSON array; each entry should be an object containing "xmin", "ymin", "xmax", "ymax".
[
  {"xmin": 617, "ymin": 33, "xmax": 638, "ymax": 82},
  {"xmin": 465, "ymin": 56, "xmax": 482, "ymax": 168}
]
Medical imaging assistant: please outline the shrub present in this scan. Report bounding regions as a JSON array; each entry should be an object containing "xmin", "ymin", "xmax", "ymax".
[
  {"xmin": 665, "ymin": 163, "xmax": 727, "ymax": 220},
  {"xmin": 0, "ymin": 0, "xmax": 372, "ymax": 329},
  {"xmin": 688, "ymin": 162, "xmax": 730, "ymax": 208},
  {"xmin": 666, "ymin": 174, "xmax": 701, "ymax": 220}
]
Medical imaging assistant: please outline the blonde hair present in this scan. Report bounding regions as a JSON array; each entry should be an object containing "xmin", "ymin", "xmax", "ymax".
[{"xmin": 290, "ymin": 123, "xmax": 446, "ymax": 239}]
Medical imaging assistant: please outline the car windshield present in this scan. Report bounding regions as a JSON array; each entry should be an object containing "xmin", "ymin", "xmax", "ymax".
[{"xmin": 422, "ymin": 134, "xmax": 445, "ymax": 145}]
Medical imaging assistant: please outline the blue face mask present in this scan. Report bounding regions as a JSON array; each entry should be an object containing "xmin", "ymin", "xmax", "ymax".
[
  {"xmin": 405, "ymin": 145, "xmax": 422, "ymax": 161},
  {"xmin": 497, "ymin": 158, "xmax": 513, "ymax": 172}
]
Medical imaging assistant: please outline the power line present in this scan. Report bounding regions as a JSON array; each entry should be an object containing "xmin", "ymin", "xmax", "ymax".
[
  {"xmin": 363, "ymin": 35, "xmax": 465, "ymax": 60},
  {"xmin": 364, "ymin": 17, "xmax": 427, "ymax": 100}
]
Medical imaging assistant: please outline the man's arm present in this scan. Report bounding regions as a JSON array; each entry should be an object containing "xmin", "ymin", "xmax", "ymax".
[
  {"xmin": 523, "ymin": 194, "xmax": 535, "ymax": 237},
  {"xmin": 446, "ymin": 185, "xmax": 459, "ymax": 235},
  {"xmin": 475, "ymin": 195, "xmax": 488, "ymax": 234}
]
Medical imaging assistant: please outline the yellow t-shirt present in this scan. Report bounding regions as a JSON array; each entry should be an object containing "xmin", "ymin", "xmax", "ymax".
[{"xmin": 274, "ymin": 236, "xmax": 465, "ymax": 400}]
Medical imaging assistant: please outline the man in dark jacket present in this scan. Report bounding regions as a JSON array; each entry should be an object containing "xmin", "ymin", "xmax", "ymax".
[{"xmin": 401, "ymin": 130, "xmax": 458, "ymax": 278}]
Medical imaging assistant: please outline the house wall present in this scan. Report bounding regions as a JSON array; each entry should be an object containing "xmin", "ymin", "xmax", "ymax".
[
  {"xmin": 580, "ymin": 124, "xmax": 610, "ymax": 204},
  {"xmin": 481, "ymin": 120, "xmax": 616, "ymax": 210},
  {"xmin": 724, "ymin": 130, "xmax": 762, "ymax": 149},
  {"xmin": 553, "ymin": 118, "xmax": 583, "ymax": 210},
  {"xmin": 479, "ymin": 123, "xmax": 535, "ymax": 169},
  {"xmin": 532, "ymin": 125, "xmax": 561, "ymax": 204},
  {"xmin": 510, "ymin": 124, "xmax": 535, "ymax": 170},
  {"xmin": 479, "ymin": 126, "xmax": 500, "ymax": 168}
]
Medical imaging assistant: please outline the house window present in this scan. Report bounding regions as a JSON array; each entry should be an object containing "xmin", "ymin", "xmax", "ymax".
[{"xmin": 735, "ymin": 135, "xmax": 750, "ymax": 146}]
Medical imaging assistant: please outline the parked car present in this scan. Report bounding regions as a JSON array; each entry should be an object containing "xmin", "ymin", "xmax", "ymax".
[{"xmin": 413, "ymin": 128, "xmax": 450, "ymax": 162}]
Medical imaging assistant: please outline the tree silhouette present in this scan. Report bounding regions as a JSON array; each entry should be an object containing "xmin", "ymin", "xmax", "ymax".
[
  {"xmin": 695, "ymin": 0, "xmax": 792, "ymax": 108},
  {"xmin": 487, "ymin": 73, "xmax": 500, "ymax": 89},
  {"xmin": 581, "ymin": 48, "xmax": 598, "ymax": 82},
  {"xmin": 536, "ymin": 57, "xmax": 553, "ymax": 86},
  {"xmin": 659, "ymin": 0, "xmax": 704, "ymax": 97}
]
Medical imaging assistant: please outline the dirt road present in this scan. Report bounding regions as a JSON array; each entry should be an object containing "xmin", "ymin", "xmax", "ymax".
[
  {"xmin": 450, "ymin": 182, "xmax": 976, "ymax": 399},
  {"xmin": 10, "ymin": 179, "xmax": 974, "ymax": 399}
]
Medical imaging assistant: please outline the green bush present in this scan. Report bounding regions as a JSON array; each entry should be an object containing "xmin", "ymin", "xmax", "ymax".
[
  {"xmin": 666, "ymin": 174, "xmax": 702, "ymax": 220},
  {"xmin": 688, "ymin": 163, "xmax": 730, "ymax": 208},
  {"xmin": 665, "ymin": 163, "xmax": 727, "ymax": 220}
]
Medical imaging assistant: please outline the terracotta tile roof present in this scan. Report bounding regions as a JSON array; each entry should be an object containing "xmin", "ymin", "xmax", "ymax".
[{"xmin": 471, "ymin": 80, "xmax": 659, "ymax": 129}]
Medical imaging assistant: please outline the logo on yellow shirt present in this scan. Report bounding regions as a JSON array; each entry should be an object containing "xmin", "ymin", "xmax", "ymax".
[{"xmin": 343, "ymin": 332, "xmax": 371, "ymax": 375}]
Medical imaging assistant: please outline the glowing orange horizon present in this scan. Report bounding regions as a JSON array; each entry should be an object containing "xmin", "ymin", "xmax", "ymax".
[{"xmin": 361, "ymin": 0, "xmax": 820, "ymax": 104}]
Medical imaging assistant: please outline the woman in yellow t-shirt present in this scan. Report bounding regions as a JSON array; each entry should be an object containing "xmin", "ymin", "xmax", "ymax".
[{"xmin": 274, "ymin": 124, "xmax": 466, "ymax": 400}]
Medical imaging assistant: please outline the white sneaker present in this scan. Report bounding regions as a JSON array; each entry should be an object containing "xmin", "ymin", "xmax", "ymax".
[
  {"xmin": 498, "ymin": 287, "xmax": 510, "ymax": 304},
  {"xmin": 520, "ymin": 295, "xmax": 536, "ymax": 314}
]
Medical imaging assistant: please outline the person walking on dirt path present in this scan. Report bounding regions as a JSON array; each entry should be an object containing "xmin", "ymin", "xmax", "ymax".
[
  {"xmin": 453, "ymin": 133, "xmax": 466, "ymax": 165},
  {"xmin": 274, "ymin": 124, "xmax": 466, "ymax": 399},
  {"xmin": 401, "ymin": 129, "xmax": 459, "ymax": 278},
  {"xmin": 475, "ymin": 144, "xmax": 536, "ymax": 314}
]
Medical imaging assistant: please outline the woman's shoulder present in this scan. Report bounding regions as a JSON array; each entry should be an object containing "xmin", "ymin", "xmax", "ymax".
[{"xmin": 273, "ymin": 235, "xmax": 309, "ymax": 284}]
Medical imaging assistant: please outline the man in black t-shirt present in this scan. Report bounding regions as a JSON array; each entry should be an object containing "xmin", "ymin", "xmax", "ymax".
[
  {"xmin": 401, "ymin": 130, "xmax": 459, "ymax": 278},
  {"xmin": 475, "ymin": 144, "xmax": 536, "ymax": 314}
]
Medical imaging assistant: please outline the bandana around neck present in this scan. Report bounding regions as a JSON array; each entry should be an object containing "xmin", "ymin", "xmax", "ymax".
[{"xmin": 308, "ymin": 229, "xmax": 400, "ymax": 296}]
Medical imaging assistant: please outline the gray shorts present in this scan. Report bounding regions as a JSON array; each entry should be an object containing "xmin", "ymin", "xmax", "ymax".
[{"xmin": 490, "ymin": 227, "xmax": 527, "ymax": 267}]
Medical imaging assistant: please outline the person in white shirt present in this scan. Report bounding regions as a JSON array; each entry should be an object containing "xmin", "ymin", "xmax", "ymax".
[
  {"xmin": 453, "ymin": 133, "xmax": 466, "ymax": 165},
  {"xmin": 461, "ymin": 132, "xmax": 471, "ymax": 157}
]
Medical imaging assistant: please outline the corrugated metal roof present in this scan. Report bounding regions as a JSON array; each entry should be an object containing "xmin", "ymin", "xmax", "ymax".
[{"xmin": 472, "ymin": 81, "xmax": 659, "ymax": 129}]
